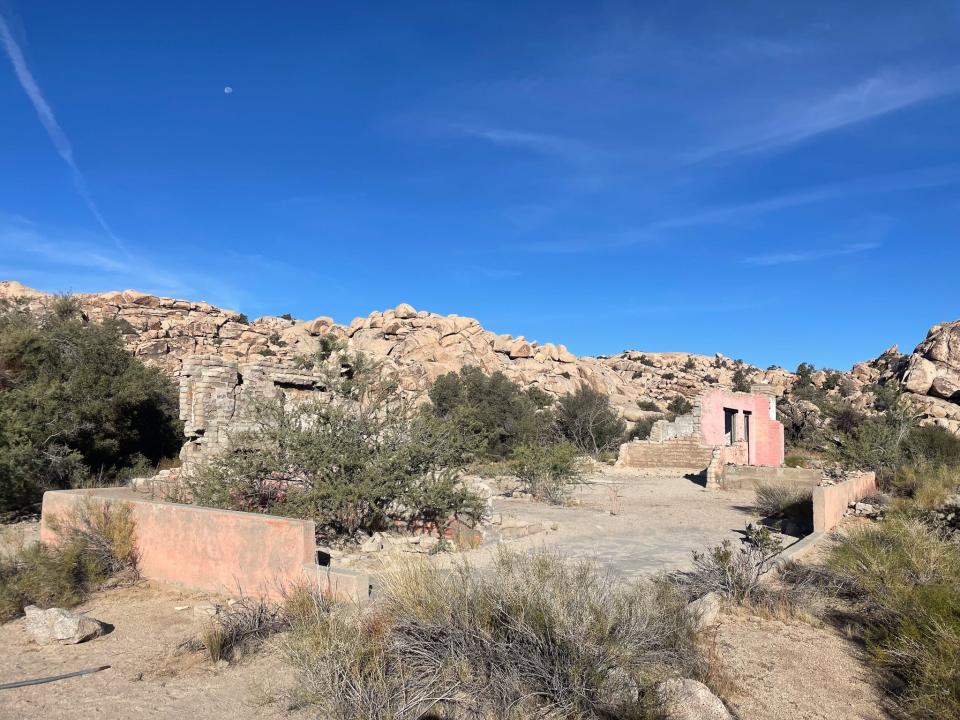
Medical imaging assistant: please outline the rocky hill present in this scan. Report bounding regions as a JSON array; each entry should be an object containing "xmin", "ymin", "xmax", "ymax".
[{"xmin": 2, "ymin": 281, "xmax": 958, "ymax": 438}]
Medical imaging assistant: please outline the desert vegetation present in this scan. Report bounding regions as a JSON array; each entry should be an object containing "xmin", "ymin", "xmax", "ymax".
[
  {"xmin": 188, "ymin": 355, "xmax": 485, "ymax": 542},
  {"xmin": 0, "ymin": 297, "xmax": 182, "ymax": 517},
  {"xmin": 278, "ymin": 549, "xmax": 708, "ymax": 720},
  {"xmin": 0, "ymin": 499, "xmax": 139, "ymax": 622}
]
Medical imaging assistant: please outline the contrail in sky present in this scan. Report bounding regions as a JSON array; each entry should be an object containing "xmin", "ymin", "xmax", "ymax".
[{"xmin": 0, "ymin": 10, "xmax": 126, "ymax": 253}]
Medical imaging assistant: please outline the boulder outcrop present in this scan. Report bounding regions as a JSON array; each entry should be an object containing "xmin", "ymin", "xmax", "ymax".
[{"xmin": 3, "ymin": 281, "xmax": 959, "ymax": 467}]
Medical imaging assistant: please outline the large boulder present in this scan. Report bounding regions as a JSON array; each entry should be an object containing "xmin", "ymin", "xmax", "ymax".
[
  {"xmin": 903, "ymin": 356, "xmax": 938, "ymax": 395},
  {"xmin": 654, "ymin": 678, "xmax": 732, "ymax": 720},
  {"xmin": 24, "ymin": 606, "xmax": 107, "ymax": 645}
]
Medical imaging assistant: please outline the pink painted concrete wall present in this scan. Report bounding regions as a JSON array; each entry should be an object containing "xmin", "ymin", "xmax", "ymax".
[
  {"xmin": 698, "ymin": 389, "xmax": 784, "ymax": 467},
  {"xmin": 41, "ymin": 488, "xmax": 330, "ymax": 600},
  {"xmin": 813, "ymin": 472, "xmax": 877, "ymax": 533}
]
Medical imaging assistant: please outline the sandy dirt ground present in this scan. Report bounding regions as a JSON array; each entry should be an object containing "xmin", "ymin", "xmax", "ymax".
[
  {"xmin": 715, "ymin": 609, "xmax": 891, "ymax": 720},
  {"xmin": 0, "ymin": 583, "xmax": 306, "ymax": 720}
]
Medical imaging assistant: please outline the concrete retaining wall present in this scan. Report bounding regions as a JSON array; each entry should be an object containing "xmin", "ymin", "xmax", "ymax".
[
  {"xmin": 720, "ymin": 465, "xmax": 822, "ymax": 490},
  {"xmin": 40, "ymin": 488, "xmax": 368, "ymax": 602},
  {"xmin": 812, "ymin": 473, "xmax": 877, "ymax": 533}
]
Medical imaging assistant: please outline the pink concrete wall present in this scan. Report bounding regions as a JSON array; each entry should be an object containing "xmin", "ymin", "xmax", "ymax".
[
  {"xmin": 698, "ymin": 389, "xmax": 784, "ymax": 467},
  {"xmin": 41, "ymin": 489, "xmax": 317, "ymax": 600},
  {"xmin": 813, "ymin": 472, "xmax": 877, "ymax": 533}
]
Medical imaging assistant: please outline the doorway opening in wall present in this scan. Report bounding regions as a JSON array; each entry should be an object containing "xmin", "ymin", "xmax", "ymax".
[
  {"xmin": 743, "ymin": 410, "xmax": 752, "ymax": 462},
  {"xmin": 723, "ymin": 408, "xmax": 737, "ymax": 445}
]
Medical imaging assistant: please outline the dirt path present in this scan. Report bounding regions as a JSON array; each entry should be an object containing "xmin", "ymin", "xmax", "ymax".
[
  {"xmin": 0, "ymin": 584, "xmax": 305, "ymax": 720},
  {"xmin": 715, "ymin": 609, "xmax": 891, "ymax": 720}
]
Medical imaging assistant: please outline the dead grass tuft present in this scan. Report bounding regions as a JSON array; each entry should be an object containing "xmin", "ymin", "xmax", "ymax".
[{"xmin": 279, "ymin": 548, "xmax": 705, "ymax": 719}]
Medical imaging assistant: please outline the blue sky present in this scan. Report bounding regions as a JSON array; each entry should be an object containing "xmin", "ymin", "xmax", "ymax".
[{"xmin": 1, "ymin": 1, "xmax": 959, "ymax": 370}]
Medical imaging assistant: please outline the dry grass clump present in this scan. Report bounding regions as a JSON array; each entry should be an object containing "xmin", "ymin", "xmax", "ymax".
[
  {"xmin": 45, "ymin": 498, "xmax": 140, "ymax": 582},
  {"xmin": 754, "ymin": 482, "xmax": 813, "ymax": 528},
  {"xmin": 183, "ymin": 585, "xmax": 331, "ymax": 663},
  {"xmin": 889, "ymin": 463, "xmax": 960, "ymax": 513},
  {"xmin": 280, "ymin": 549, "xmax": 704, "ymax": 720},
  {"xmin": 0, "ymin": 500, "xmax": 139, "ymax": 621},
  {"xmin": 829, "ymin": 518, "xmax": 960, "ymax": 718}
]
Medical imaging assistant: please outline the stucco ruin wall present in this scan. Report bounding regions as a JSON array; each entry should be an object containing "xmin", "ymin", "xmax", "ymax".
[
  {"xmin": 699, "ymin": 389, "xmax": 784, "ymax": 467},
  {"xmin": 40, "ymin": 488, "xmax": 369, "ymax": 601},
  {"xmin": 813, "ymin": 472, "xmax": 877, "ymax": 533}
]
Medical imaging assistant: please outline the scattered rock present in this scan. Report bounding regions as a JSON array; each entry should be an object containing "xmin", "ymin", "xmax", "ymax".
[
  {"xmin": 24, "ymin": 605, "xmax": 107, "ymax": 645},
  {"xmin": 192, "ymin": 602, "xmax": 220, "ymax": 619},
  {"xmin": 687, "ymin": 592, "xmax": 721, "ymax": 631},
  {"xmin": 654, "ymin": 678, "xmax": 732, "ymax": 720}
]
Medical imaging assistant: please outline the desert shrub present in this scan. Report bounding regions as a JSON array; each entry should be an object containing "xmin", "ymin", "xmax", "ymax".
[
  {"xmin": 189, "ymin": 362, "xmax": 485, "ymax": 541},
  {"xmin": 292, "ymin": 333, "xmax": 346, "ymax": 370},
  {"xmin": 754, "ymin": 483, "xmax": 813, "ymax": 532},
  {"xmin": 0, "ymin": 298, "xmax": 182, "ymax": 516},
  {"xmin": 731, "ymin": 367, "xmax": 750, "ymax": 393},
  {"xmin": 511, "ymin": 442, "xmax": 580, "ymax": 503},
  {"xmin": 823, "ymin": 371, "xmax": 843, "ymax": 391},
  {"xmin": 783, "ymin": 454, "xmax": 807, "ymax": 468},
  {"xmin": 666, "ymin": 395, "xmax": 692, "ymax": 416},
  {"xmin": 830, "ymin": 414, "xmax": 912, "ymax": 481},
  {"xmin": 45, "ymin": 498, "xmax": 140, "ymax": 581},
  {"xmin": 904, "ymin": 425, "xmax": 960, "ymax": 466},
  {"xmin": 889, "ymin": 464, "xmax": 960, "ymax": 512},
  {"xmin": 0, "ymin": 500, "xmax": 138, "ymax": 621},
  {"xmin": 280, "ymin": 549, "xmax": 704, "ymax": 720},
  {"xmin": 828, "ymin": 519, "xmax": 960, "ymax": 718},
  {"xmin": 233, "ymin": 313, "xmax": 249, "ymax": 324},
  {"xmin": 829, "ymin": 404, "xmax": 865, "ymax": 434},
  {"xmin": 553, "ymin": 385, "xmax": 626, "ymax": 455},
  {"xmin": 637, "ymin": 399, "xmax": 659, "ymax": 411},
  {"xmin": 683, "ymin": 357, "xmax": 696, "ymax": 371},
  {"xmin": 662, "ymin": 372, "xmax": 675, "ymax": 381},
  {"xmin": 639, "ymin": 355, "xmax": 656, "ymax": 367},
  {"xmin": 429, "ymin": 367, "xmax": 550, "ymax": 458},
  {"xmin": 754, "ymin": 482, "xmax": 812, "ymax": 517},
  {"xmin": 676, "ymin": 524, "xmax": 783, "ymax": 605},
  {"xmin": 628, "ymin": 417, "xmax": 656, "ymax": 441}
]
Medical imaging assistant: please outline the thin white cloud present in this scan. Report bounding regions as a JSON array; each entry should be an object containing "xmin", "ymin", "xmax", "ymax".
[
  {"xmin": 459, "ymin": 125, "xmax": 600, "ymax": 165},
  {"xmin": 517, "ymin": 165, "xmax": 960, "ymax": 253},
  {"xmin": 744, "ymin": 241, "xmax": 880, "ymax": 266},
  {"xmin": 688, "ymin": 68, "xmax": 960, "ymax": 161},
  {"xmin": 0, "ymin": 11, "xmax": 125, "ymax": 253}
]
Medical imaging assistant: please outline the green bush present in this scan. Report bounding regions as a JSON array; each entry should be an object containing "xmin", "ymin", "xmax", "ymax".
[
  {"xmin": 637, "ymin": 399, "xmax": 659, "ymax": 411},
  {"xmin": 280, "ymin": 549, "xmax": 704, "ymax": 720},
  {"xmin": 190, "ymin": 363, "xmax": 485, "ymax": 540},
  {"xmin": 732, "ymin": 367, "xmax": 751, "ymax": 393},
  {"xmin": 429, "ymin": 367, "xmax": 549, "ymax": 459},
  {"xmin": 510, "ymin": 442, "xmax": 580, "ymax": 503},
  {"xmin": 829, "ymin": 519, "xmax": 960, "ymax": 718},
  {"xmin": 553, "ymin": 386, "xmax": 626, "ymax": 455},
  {"xmin": 904, "ymin": 425, "xmax": 960, "ymax": 466},
  {"xmin": 0, "ymin": 298, "xmax": 182, "ymax": 515}
]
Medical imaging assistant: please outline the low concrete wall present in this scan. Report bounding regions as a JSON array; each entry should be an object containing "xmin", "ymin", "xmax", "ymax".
[
  {"xmin": 812, "ymin": 473, "xmax": 877, "ymax": 533},
  {"xmin": 40, "ymin": 488, "xmax": 368, "ymax": 602},
  {"xmin": 720, "ymin": 465, "xmax": 822, "ymax": 490},
  {"xmin": 616, "ymin": 437, "xmax": 716, "ymax": 471}
]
